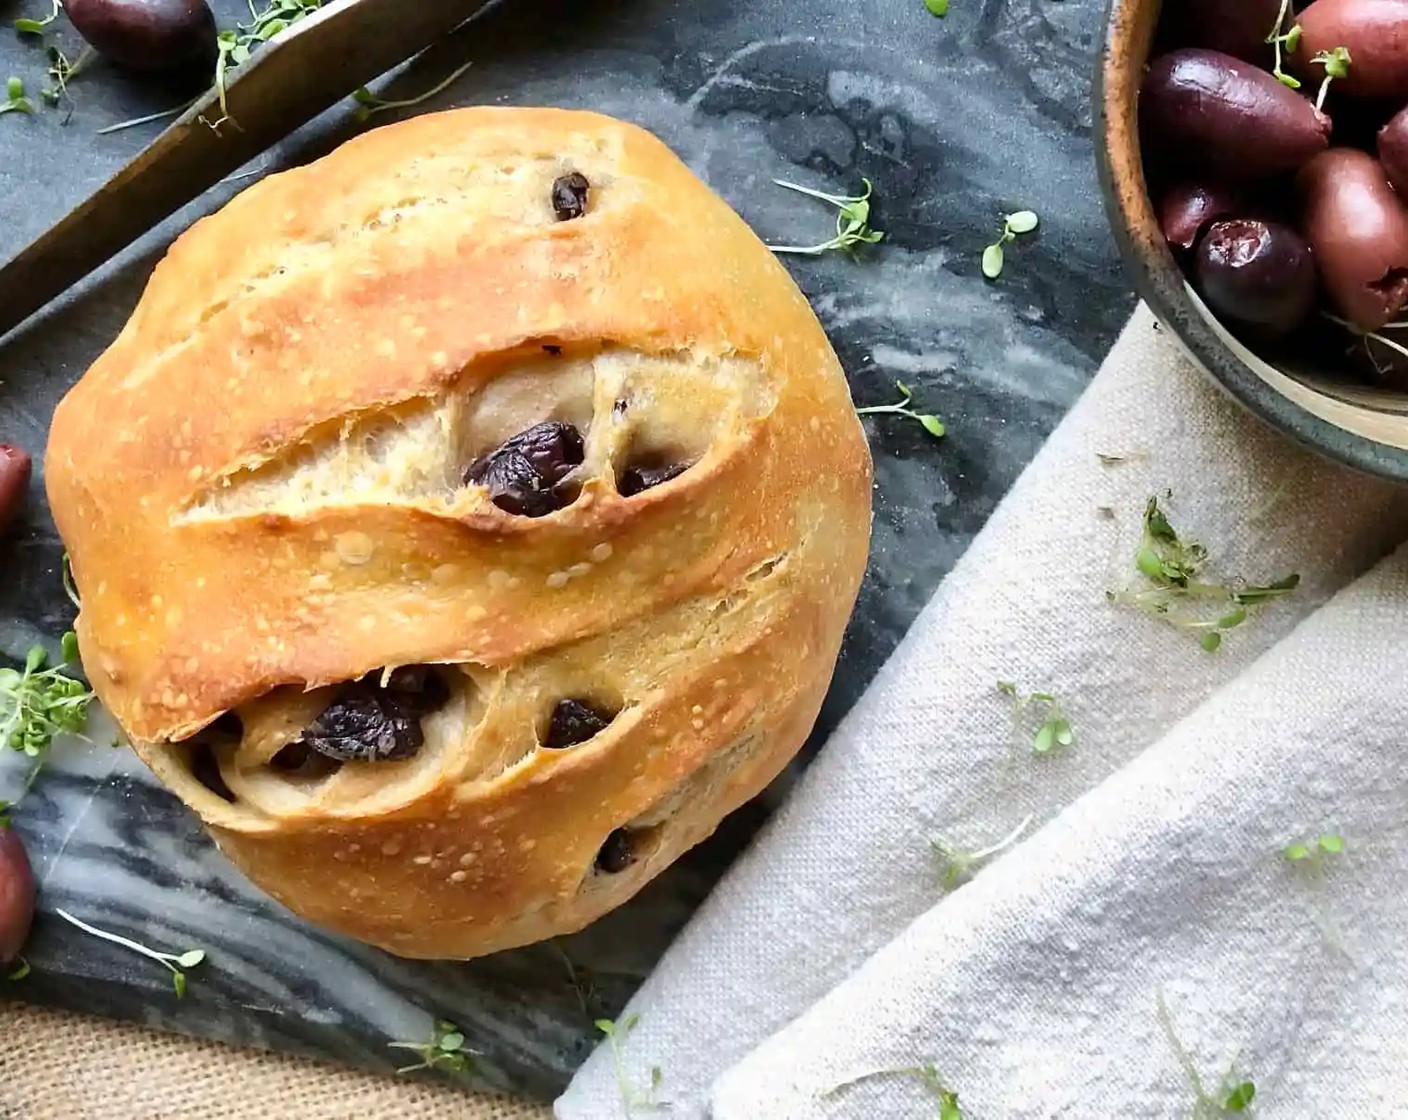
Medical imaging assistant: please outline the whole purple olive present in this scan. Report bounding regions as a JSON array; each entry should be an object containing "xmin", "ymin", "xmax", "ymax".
[
  {"xmin": 1378, "ymin": 104, "xmax": 1408, "ymax": 196},
  {"xmin": 64, "ymin": 0, "xmax": 217, "ymax": 73},
  {"xmin": 1297, "ymin": 148, "xmax": 1408, "ymax": 330},
  {"xmin": 0, "ymin": 825, "xmax": 36, "ymax": 967},
  {"xmin": 1159, "ymin": 182, "xmax": 1243, "ymax": 254},
  {"xmin": 0, "ymin": 444, "xmax": 31, "ymax": 539},
  {"xmin": 1140, "ymin": 49, "xmax": 1331, "ymax": 181},
  {"xmin": 1298, "ymin": 0, "xmax": 1408, "ymax": 100},
  {"xmin": 1194, "ymin": 219, "xmax": 1317, "ymax": 337},
  {"xmin": 1162, "ymin": 0, "xmax": 1282, "ymax": 64}
]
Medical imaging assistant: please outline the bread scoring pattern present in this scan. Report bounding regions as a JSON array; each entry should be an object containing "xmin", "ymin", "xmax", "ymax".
[{"xmin": 46, "ymin": 108, "xmax": 872, "ymax": 958}]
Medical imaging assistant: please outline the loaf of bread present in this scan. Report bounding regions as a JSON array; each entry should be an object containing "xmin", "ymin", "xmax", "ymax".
[{"xmin": 45, "ymin": 107, "xmax": 872, "ymax": 959}]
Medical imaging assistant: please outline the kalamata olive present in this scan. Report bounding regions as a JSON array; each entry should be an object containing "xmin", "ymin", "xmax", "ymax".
[
  {"xmin": 544, "ymin": 699, "xmax": 613, "ymax": 749},
  {"xmin": 1161, "ymin": 0, "xmax": 1281, "ymax": 63},
  {"xmin": 0, "ymin": 825, "xmax": 36, "ymax": 966},
  {"xmin": 1378, "ymin": 104, "xmax": 1408, "ymax": 195},
  {"xmin": 1194, "ymin": 219, "xmax": 1317, "ymax": 337},
  {"xmin": 551, "ymin": 172, "xmax": 591, "ymax": 221},
  {"xmin": 465, "ymin": 421, "xmax": 585, "ymax": 517},
  {"xmin": 595, "ymin": 829, "xmax": 636, "ymax": 874},
  {"xmin": 618, "ymin": 459, "xmax": 690, "ymax": 497},
  {"xmin": 1298, "ymin": 0, "xmax": 1408, "ymax": 100},
  {"xmin": 1159, "ymin": 182, "xmax": 1243, "ymax": 254},
  {"xmin": 64, "ymin": 0, "xmax": 217, "ymax": 73},
  {"xmin": 1297, "ymin": 148, "xmax": 1408, "ymax": 330},
  {"xmin": 301, "ymin": 692, "xmax": 422, "ymax": 763},
  {"xmin": 0, "ymin": 444, "xmax": 31, "ymax": 539},
  {"xmin": 1140, "ymin": 49, "xmax": 1331, "ymax": 181}
]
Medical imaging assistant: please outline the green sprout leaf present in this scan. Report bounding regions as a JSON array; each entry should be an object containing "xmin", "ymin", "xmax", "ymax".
[
  {"xmin": 1224, "ymin": 1081, "xmax": 1256, "ymax": 1111},
  {"xmin": 2, "ymin": 631, "xmax": 94, "ymax": 760},
  {"xmin": 1318, "ymin": 833, "xmax": 1344, "ymax": 853},
  {"xmin": 998, "ymin": 681, "xmax": 1074, "ymax": 755},
  {"xmin": 0, "ymin": 75, "xmax": 34, "ymax": 116},
  {"xmin": 387, "ymin": 1017, "xmax": 481, "ymax": 1075},
  {"xmin": 981, "ymin": 209, "xmax": 1040, "ymax": 280},
  {"xmin": 207, "ymin": 0, "xmax": 328, "ymax": 131},
  {"xmin": 770, "ymin": 177, "xmax": 885, "ymax": 256},
  {"xmin": 1108, "ymin": 494, "xmax": 1298, "ymax": 651},
  {"xmin": 350, "ymin": 60, "xmax": 474, "ymax": 123},
  {"xmin": 53, "ymin": 909, "xmax": 206, "ymax": 998},
  {"xmin": 856, "ymin": 380, "xmax": 946, "ymax": 440},
  {"xmin": 1311, "ymin": 45, "xmax": 1352, "ymax": 110},
  {"xmin": 596, "ymin": 1013, "xmax": 663, "ymax": 1118},
  {"xmin": 1266, "ymin": 0, "xmax": 1303, "ymax": 88},
  {"xmin": 7, "ymin": 956, "xmax": 30, "ymax": 981},
  {"xmin": 13, "ymin": 0, "xmax": 60, "ymax": 34},
  {"xmin": 924, "ymin": 0, "xmax": 950, "ymax": 14},
  {"xmin": 827, "ymin": 1060, "xmax": 965, "ymax": 1117},
  {"xmin": 932, "ymin": 815, "xmax": 1032, "ymax": 890}
]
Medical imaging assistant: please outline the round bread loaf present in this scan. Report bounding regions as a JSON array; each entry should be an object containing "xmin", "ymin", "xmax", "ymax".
[{"xmin": 45, "ymin": 107, "xmax": 872, "ymax": 959}]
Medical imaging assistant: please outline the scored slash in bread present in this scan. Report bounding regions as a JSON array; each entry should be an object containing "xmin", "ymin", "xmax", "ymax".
[{"xmin": 44, "ymin": 107, "xmax": 873, "ymax": 959}]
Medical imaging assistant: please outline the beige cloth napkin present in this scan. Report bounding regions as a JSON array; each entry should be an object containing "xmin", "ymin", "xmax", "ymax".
[
  {"xmin": 0, "ymin": 1002, "xmax": 550, "ymax": 1119},
  {"xmin": 557, "ymin": 306, "xmax": 1408, "ymax": 1117}
]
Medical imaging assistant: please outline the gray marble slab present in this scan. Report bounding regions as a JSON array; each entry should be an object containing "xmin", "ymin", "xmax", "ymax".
[{"xmin": 0, "ymin": 0, "xmax": 1134, "ymax": 1101}]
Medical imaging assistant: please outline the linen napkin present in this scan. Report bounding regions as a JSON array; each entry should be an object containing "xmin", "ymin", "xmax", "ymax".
[
  {"xmin": 712, "ymin": 535, "xmax": 1408, "ymax": 1118},
  {"xmin": 556, "ymin": 306, "xmax": 1408, "ymax": 1118}
]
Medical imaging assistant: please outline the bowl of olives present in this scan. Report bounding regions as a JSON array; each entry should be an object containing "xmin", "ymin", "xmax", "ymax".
[{"xmin": 1097, "ymin": 0, "xmax": 1408, "ymax": 479}]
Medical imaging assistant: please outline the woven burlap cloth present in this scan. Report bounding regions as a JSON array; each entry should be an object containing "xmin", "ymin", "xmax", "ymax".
[{"xmin": 0, "ymin": 1002, "xmax": 552, "ymax": 1118}]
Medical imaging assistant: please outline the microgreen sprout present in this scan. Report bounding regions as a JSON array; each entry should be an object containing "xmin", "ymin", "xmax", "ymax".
[
  {"xmin": 856, "ymin": 380, "xmax": 945, "ymax": 439},
  {"xmin": 553, "ymin": 939, "xmax": 597, "ymax": 1017},
  {"xmin": 827, "ymin": 1061, "xmax": 963, "ymax": 1118},
  {"xmin": 596, "ymin": 1014, "xmax": 664, "ymax": 1117},
  {"xmin": 13, "ymin": 0, "xmax": 60, "ymax": 36},
  {"xmin": 1324, "ymin": 311, "xmax": 1408, "ymax": 376},
  {"xmin": 352, "ymin": 60, "xmax": 474, "ymax": 123},
  {"xmin": 53, "ymin": 909, "xmax": 205, "ymax": 998},
  {"xmin": 7, "ymin": 956, "xmax": 30, "ymax": 981},
  {"xmin": 1265, "ymin": 0, "xmax": 1303, "ymax": 89},
  {"xmin": 770, "ymin": 178, "xmax": 885, "ymax": 256},
  {"xmin": 1284, "ymin": 832, "xmax": 1344, "ymax": 877},
  {"xmin": 923, "ymin": 0, "xmax": 950, "ymax": 16},
  {"xmin": 2, "ymin": 631, "xmax": 93, "ymax": 758},
  {"xmin": 42, "ymin": 42, "xmax": 93, "ymax": 116},
  {"xmin": 210, "ymin": 0, "xmax": 325, "ymax": 129},
  {"xmin": 1, "ymin": 76, "xmax": 34, "ymax": 115},
  {"xmin": 1156, "ymin": 989, "xmax": 1258, "ymax": 1119},
  {"xmin": 1311, "ymin": 46, "xmax": 1351, "ymax": 111},
  {"xmin": 1107, "ymin": 494, "xmax": 1298, "ymax": 651},
  {"xmin": 931, "ymin": 815, "xmax": 1033, "ymax": 890},
  {"xmin": 996, "ymin": 681, "xmax": 1073, "ymax": 754},
  {"xmin": 981, "ymin": 209, "xmax": 1039, "ymax": 279},
  {"xmin": 387, "ymin": 1018, "xmax": 481, "ymax": 1074}
]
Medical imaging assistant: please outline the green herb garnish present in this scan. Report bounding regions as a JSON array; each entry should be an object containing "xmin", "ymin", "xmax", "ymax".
[
  {"xmin": 7, "ymin": 956, "xmax": 30, "ymax": 981},
  {"xmin": 1156, "ymin": 989, "xmax": 1258, "ymax": 1119},
  {"xmin": 0, "ymin": 75, "xmax": 34, "ymax": 115},
  {"xmin": 996, "ymin": 681, "xmax": 1073, "ymax": 754},
  {"xmin": 1107, "ymin": 494, "xmax": 1298, "ymax": 652},
  {"xmin": 2, "ymin": 632, "xmax": 93, "ymax": 758},
  {"xmin": 351, "ymin": 60, "xmax": 474, "ymax": 123},
  {"xmin": 931, "ymin": 815, "xmax": 1032, "ymax": 891},
  {"xmin": 1311, "ymin": 46, "xmax": 1351, "ymax": 111},
  {"xmin": 13, "ymin": 0, "xmax": 60, "ymax": 35},
  {"xmin": 211, "ymin": 0, "xmax": 325, "ymax": 129},
  {"xmin": 387, "ymin": 1018, "xmax": 481, "ymax": 1074},
  {"xmin": 1265, "ymin": 0, "xmax": 1303, "ymax": 89},
  {"xmin": 596, "ymin": 1014, "xmax": 664, "ymax": 1118},
  {"xmin": 1284, "ymin": 831, "xmax": 1344, "ymax": 871},
  {"xmin": 53, "ymin": 908, "xmax": 205, "ymax": 998},
  {"xmin": 923, "ymin": 0, "xmax": 950, "ymax": 16},
  {"xmin": 856, "ymin": 380, "xmax": 945, "ymax": 439},
  {"xmin": 770, "ymin": 178, "xmax": 885, "ymax": 256},
  {"xmin": 827, "ymin": 1061, "xmax": 963, "ymax": 1118},
  {"xmin": 981, "ymin": 209, "xmax": 1039, "ymax": 279}
]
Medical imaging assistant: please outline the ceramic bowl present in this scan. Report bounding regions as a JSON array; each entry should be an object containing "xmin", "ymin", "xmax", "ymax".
[{"xmin": 1095, "ymin": 0, "xmax": 1408, "ymax": 480}]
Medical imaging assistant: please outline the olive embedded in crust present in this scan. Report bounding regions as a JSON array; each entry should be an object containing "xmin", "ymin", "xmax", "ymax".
[
  {"xmin": 618, "ymin": 459, "xmax": 690, "ymax": 497},
  {"xmin": 1297, "ymin": 148, "xmax": 1408, "ymax": 331},
  {"xmin": 595, "ymin": 829, "xmax": 636, "ymax": 874},
  {"xmin": 64, "ymin": 0, "xmax": 217, "ymax": 73},
  {"xmin": 301, "ymin": 692, "xmax": 423, "ymax": 763},
  {"xmin": 1194, "ymin": 219, "xmax": 1317, "ymax": 338},
  {"xmin": 465, "ymin": 421, "xmax": 585, "ymax": 517},
  {"xmin": 543, "ymin": 699, "xmax": 614, "ymax": 750},
  {"xmin": 551, "ymin": 172, "xmax": 591, "ymax": 221},
  {"xmin": 1139, "ymin": 49, "xmax": 1331, "ymax": 182}
]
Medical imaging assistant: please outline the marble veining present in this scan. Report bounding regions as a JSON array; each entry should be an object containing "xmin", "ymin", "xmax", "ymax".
[{"xmin": 0, "ymin": 0, "xmax": 1132, "ymax": 1099}]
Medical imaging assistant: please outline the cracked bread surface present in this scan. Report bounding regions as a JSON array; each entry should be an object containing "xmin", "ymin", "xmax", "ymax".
[{"xmin": 45, "ymin": 107, "xmax": 872, "ymax": 959}]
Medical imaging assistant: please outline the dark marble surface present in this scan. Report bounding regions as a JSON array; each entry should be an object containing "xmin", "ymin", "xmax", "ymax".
[{"xmin": 0, "ymin": 0, "xmax": 1134, "ymax": 1101}]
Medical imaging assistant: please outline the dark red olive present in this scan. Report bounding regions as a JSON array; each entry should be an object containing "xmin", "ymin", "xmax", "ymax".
[
  {"xmin": 1378, "ymin": 104, "xmax": 1408, "ymax": 195},
  {"xmin": 1297, "ymin": 148, "xmax": 1408, "ymax": 330},
  {"xmin": 64, "ymin": 0, "xmax": 217, "ymax": 73},
  {"xmin": 0, "ymin": 825, "xmax": 35, "ymax": 966},
  {"xmin": 1194, "ymin": 219, "xmax": 1316, "ymax": 337},
  {"xmin": 1161, "ymin": 0, "xmax": 1281, "ymax": 63},
  {"xmin": 1159, "ymin": 182, "xmax": 1243, "ymax": 254},
  {"xmin": 1140, "ymin": 49, "xmax": 1331, "ymax": 181},
  {"xmin": 1298, "ymin": 0, "xmax": 1408, "ymax": 100},
  {"xmin": 0, "ymin": 444, "xmax": 31, "ymax": 539}
]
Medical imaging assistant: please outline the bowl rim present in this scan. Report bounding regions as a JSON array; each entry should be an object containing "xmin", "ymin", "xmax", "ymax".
[{"xmin": 1093, "ymin": 0, "xmax": 1408, "ymax": 483}]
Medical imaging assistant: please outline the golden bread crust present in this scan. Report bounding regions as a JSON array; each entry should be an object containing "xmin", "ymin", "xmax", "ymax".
[{"xmin": 46, "ymin": 107, "xmax": 872, "ymax": 958}]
